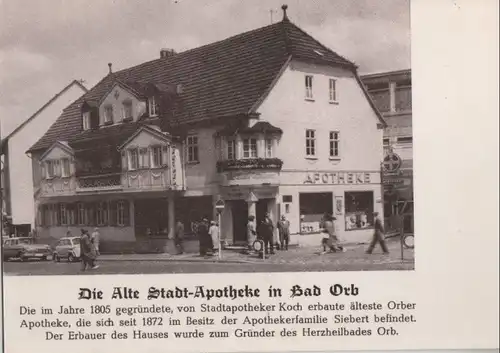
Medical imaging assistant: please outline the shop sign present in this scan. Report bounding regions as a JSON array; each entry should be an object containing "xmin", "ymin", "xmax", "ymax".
[
  {"xmin": 382, "ymin": 153, "xmax": 402, "ymax": 173},
  {"xmin": 303, "ymin": 172, "xmax": 373, "ymax": 185}
]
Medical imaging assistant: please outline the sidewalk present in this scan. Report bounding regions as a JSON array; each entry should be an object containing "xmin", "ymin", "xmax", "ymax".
[{"xmin": 98, "ymin": 237, "xmax": 414, "ymax": 266}]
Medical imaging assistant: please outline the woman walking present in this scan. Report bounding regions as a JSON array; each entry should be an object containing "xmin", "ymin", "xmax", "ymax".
[{"xmin": 80, "ymin": 229, "xmax": 98, "ymax": 271}]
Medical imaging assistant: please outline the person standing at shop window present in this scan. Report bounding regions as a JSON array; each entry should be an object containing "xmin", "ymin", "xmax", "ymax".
[
  {"xmin": 366, "ymin": 212, "xmax": 389, "ymax": 254},
  {"xmin": 277, "ymin": 215, "xmax": 290, "ymax": 251},
  {"xmin": 259, "ymin": 212, "xmax": 275, "ymax": 256}
]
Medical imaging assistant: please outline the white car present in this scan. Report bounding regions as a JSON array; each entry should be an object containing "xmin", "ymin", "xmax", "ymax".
[{"xmin": 53, "ymin": 237, "xmax": 81, "ymax": 262}]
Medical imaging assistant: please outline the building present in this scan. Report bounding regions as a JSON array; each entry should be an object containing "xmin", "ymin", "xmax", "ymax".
[
  {"xmin": 361, "ymin": 69, "xmax": 413, "ymax": 233},
  {"xmin": 0, "ymin": 80, "xmax": 88, "ymax": 236},
  {"xmin": 27, "ymin": 6, "xmax": 386, "ymax": 252}
]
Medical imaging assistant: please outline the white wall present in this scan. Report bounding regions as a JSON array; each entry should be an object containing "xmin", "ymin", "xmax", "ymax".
[
  {"xmin": 8, "ymin": 83, "xmax": 86, "ymax": 226},
  {"xmin": 257, "ymin": 60, "xmax": 384, "ymax": 172},
  {"xmin": 98, "ymin": 84, "xmax": 146, "ymax": 126}
]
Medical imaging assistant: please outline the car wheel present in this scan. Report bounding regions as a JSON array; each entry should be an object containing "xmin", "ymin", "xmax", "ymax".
[
  {"xmin": 68, "ymin": 254, "xmax": 75, "ymax": 262},
  {"xmin": 54, "ymin": 253, "xmax": 60, "ymax": 262}
]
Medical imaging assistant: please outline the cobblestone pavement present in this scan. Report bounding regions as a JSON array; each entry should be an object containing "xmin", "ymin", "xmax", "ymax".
[{"xmin": 3, "ymin": 238, "xmax": 414, "ymax": 275}]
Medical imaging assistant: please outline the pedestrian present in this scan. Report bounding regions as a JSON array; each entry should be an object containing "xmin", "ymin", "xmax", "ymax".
[
  {"xmin": 321, "ymin": 213, "xmax": 344, "ymax": 254},
  {"xmin": 247, "ymin": 215, "xmax": 257, "ymax": 253},
  {"xmin": 197, "ymin": 217, "xmax": 212, "ymax": 256},
  {"xmin": 259, "ymin": 212, "xmax": 275, "ymax": 256},
  {"xmin": 174, "ymin": 220, "xmax": 185, "ymax": 255},
  {"xmin": 277, "ymin": 215, "xmax": 290, "ymax": 250},
  {"xmin": 91, "ymin": 227, "xmax": 100, "ymax": 256},
  {"xmin": 366, "ymin": 212, "xmax": 389, "ymax": 254},
  {"xmin": 209, "ymin": 221, "xmax": 220, "ymax": 253},
  {"xmin": 80, "ymin": 229, "xmax": 98, "ymax": 271}
]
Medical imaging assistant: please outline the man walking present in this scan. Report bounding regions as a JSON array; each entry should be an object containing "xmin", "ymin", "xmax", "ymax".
[
  {"xmin": 366, "ymin": 212, "xmax": 389, "ymax": 254},
  {"xmin": 174, "ymin": 220, "xmax": 185, "ymax": 255},
  {"xmin": 277, "ymin": 215, "xmax": 290, "ymax": 250}
]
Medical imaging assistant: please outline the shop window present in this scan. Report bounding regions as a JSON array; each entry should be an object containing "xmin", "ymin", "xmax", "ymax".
[
  {"xmin": 242, "ymin": 138, "xmax": 257, "ymax": 158},
  {"xmin": 186, "ymin": 135, "xmax": 199, "ymax": 163},
  {"xmin": 96, "ymin": 201, "xmax": 108, "ymax": 226},
  {"xmin": 299, "ymin": 192, "xmax": 332, "ymax": 233},
  {"xmin": 345, "ymin": 191, "xmax": 374, "ymax": 231},
  {"xmin": 305, "ymin": 129, "xmax": 316, "ymax": 157},
  {"xmin": 77, "ymin": 203, "xmax": 86, "ymax": 225}
]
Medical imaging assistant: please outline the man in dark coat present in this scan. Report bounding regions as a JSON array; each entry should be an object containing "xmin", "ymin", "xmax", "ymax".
[
  {"xmin": 259, "ymin": 212, "xmax": 275, "ymax": 255},
  {"xmin": 80, "ymin": 229, "xmax": 98, "ymax": 271},
  {"xmin": 366, "ymin": 212, "xmax": 389, "ymax": 254},
  {"xmin": 197, "ymin": 218, "xmax": 212, "ymax": 256}
]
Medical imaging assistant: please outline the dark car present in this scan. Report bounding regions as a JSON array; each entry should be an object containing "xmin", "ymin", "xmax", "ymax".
[{"xmin": 2, "ymin": 237, "xmax": 52, "ymax": 261}]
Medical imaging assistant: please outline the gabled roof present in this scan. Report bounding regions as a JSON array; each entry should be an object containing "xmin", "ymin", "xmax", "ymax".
[
  {"xmin": 29, "ymin": 15, "xmax": 361, "ymax": 153},
  {"xmin": 39, "ymin": 140, "xmax": 74, "ymax": 161},
  {"xmin": 1, "ymin": 80, "xmax": 87, "ymax": 155},
  {"xmin": 118, "ymin": 125, "xmax": 172, "ymax": 150}
]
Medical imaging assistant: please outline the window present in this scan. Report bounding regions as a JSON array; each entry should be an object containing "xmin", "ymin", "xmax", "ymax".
[
  {"xmin": 46, "ymin": 161, "xmax": 55, "ymax": 178},
  {"xmin": 329, "ymin": 131, "xmax": 340, "ymax": 158},
  {"xmin": 82, "ymin": 112, "xmax": 91, "ymax": 130},
  {"xmin": 305, "ymin": 129, "xmax": 316, "ymax": 157},
  {"xmin": 329, "ymin": 78, "xmax": 338, "ymax": 102},
  {"xmin": 397, "ymin": 137, "xmax": 413, "ymax": 144},
  {"xmin": 345, "ymin": 191, "xmax": 374, "ymax": 231},
  {"xmin": 383, "ymin": 138, "xmax": 390, "ymax": 146},
  {"xmin": 77, "ymin": 203, "xmax": 86, "ymax": 225},
  {"xmin": 117, "ymin": 201, "xmax": 126, "ymax": 226},
  {"xmin": 122, "ymin": 100, "xmax": 133, "ymax": 120},
  {"xmin": 139, "ymin": 148, "xmax": 149, "ymax": 168},
  {"xmin": 305, "ymin": 75, "xmax": 313, "ymax": 99},
  {"xmin": 227, "ymin": 139, "xmax": 236, "ymax": 160},
  {"xmin": 60, "ymin": 204, "xmax": 68, "ymax": 225},
  {"xmin": 148, "ymin": 96, "xmax": 158, "ymax": 116},
  {"xmin": 242, "ymin": 138, "xmax": 257, "ymax": 158},
  {"xmin": 186, "ymin": 135, "xmax": 199, "ymax": 163},
  {"xmin": 151, "ymin": 146, "xmax": 163, "ymax": 168},
  {"xmin": 104, "ymin": 105, "xmax": 114, "ymax": 124},
  {"xmin": 128, "ymin": 149, "xmax": 139, "ymax": 170},
  {"xmin": 96, "ymin": 201, "xmax": 108, "ymax": 226},
  {"xmin": 265, "ymin": 138, "xmax": 273, "ymax": 158},
  {"xmin": 61, "ymin": 158, "xmax": 70, "ymax": 177}
]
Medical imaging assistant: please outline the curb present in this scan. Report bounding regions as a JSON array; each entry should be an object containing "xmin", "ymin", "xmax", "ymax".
[{"xmin": 98, "ymin": 256, "xmax": 262, "ymax": 265}]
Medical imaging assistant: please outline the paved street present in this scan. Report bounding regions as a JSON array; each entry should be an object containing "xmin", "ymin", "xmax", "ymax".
[{"xmin": 3, "ymin": 238, "xmax": 414, "ymax": 275}]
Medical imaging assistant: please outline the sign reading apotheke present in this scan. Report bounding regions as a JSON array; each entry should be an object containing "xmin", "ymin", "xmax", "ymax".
[{"xmin": 304, "ymin": 172, "xmax": 375, "ymax": 185}]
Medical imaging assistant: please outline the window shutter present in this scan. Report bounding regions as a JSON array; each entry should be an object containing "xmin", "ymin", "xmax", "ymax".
[
  {"xmin": 109, "ymin": 201, "xmax": 117, "ymax": 226},
  {"xmin": 162, "ymin": 146, "xmax": 169, "ymax": 167},
  {"xmin": 123, "ymin": 201, "xmax": 130, "ymax": 226}
]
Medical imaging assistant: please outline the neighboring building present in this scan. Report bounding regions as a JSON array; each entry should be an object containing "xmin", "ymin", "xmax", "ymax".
[
  {"xmin": 27, "ymin": 7, "xmax": 386, "ymax": 251},
  {"xmin": 0, "ymin": 81, "xmax": 88, "ymax": 236},
  {"xmin": 361, "ymin": 69, "xmax": 413, "ymax": 232}
]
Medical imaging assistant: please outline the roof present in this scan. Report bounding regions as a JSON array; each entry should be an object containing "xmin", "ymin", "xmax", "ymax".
[
  {"xmin": 29, "ymin": 15, "xmax": 362, "ymax": 153},
  {"xmin": 217, "ymin": 121, "xmax": 283, "ymax": 136},
  {"xmin": 1, "ymin": 80, "xmax": 87, "ymax": 155}
]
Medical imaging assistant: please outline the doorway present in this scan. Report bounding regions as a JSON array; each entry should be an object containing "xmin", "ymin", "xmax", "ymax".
[
  {"xmin": 256, "ymin": 199, "xmax": 271, "ymax": 225},
  {"xmin": 231, "ymin": 200, "xmax": 248, "ymax": 245},
  {"xmin": 134, "ymin": 198, "xmax": 169, "ymax": 237}
]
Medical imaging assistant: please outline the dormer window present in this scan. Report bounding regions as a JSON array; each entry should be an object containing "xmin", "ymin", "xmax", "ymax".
[
  {"xmin": 104, "ymin": 105, "xmax": 114, "ymax": 124},
  {"xmin": 148, "ymin": 96, "xmax": 158, "ymax": 117},
  {"xmin": 122, "ymin": 100, "xmax": 133, "ymax": 121},
  {"xmin": 82, "ymin": 112, "xmax": 91, "ymax": 130}
]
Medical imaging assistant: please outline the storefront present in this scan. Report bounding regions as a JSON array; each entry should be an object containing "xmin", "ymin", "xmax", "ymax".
[{"xmin": 279, "ymin": 170, "xmax": 383, "ymax": 245}]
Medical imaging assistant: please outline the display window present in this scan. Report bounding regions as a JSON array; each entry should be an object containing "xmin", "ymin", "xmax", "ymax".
[
  {"xmin": 299, "ymin": 192, "xmax": 332, "ymax": 233},
  {"xmin": 344, "ymin": 191, "xmax": 374, "ymax": 230}
]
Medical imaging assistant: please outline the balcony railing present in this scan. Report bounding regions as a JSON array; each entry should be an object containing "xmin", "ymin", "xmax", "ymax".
[
  {"xmin": 216, "ymin": 158, "xmax": 283, "ymax": 173},
  {"xmin": 77, "ymin": 173, "xmax": 122, "ymax": 190}
]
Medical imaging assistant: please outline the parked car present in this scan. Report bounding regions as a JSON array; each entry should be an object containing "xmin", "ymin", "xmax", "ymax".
[
  {"xmin": 53, "ymin": 237, "xmax": 81, "ymax": 262},
  {"xmin": 2, "ymin": 237, "xmax": 52, "ymax": 261}
]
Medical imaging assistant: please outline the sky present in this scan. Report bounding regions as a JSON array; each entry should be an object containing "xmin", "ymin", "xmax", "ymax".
[{"xmin": 0, "ymin": 0, "xmax": 410, "ymax": 136}]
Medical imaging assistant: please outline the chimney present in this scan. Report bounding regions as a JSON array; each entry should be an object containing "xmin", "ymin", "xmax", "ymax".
[
  {"xmin": 160, "ymin": 48, "xmax": 176, "ymax": 59},
  {"xmin": 108, "ymin": 63, "xmax": 113, "ymax": 74}
]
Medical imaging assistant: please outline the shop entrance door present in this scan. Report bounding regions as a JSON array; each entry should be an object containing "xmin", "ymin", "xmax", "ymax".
[
  {"xmin": 231, "ymin": 200, "xmax": 248, "ymax": 245},
  {"xmin": 134, "ymin": 198, "xmax": 169, "ymax": 237}
]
